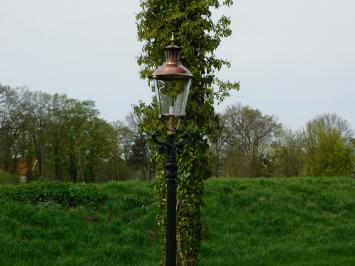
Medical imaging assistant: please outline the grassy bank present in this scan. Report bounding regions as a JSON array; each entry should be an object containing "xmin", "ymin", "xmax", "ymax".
[{"xmin": 0, "ymin": 177, "xmax": 354, "ymax": 266}]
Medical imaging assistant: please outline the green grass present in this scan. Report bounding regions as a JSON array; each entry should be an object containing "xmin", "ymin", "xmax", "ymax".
[{"xmin": 0, "ymin": 177, "xmax": 354, "ymax": 266}]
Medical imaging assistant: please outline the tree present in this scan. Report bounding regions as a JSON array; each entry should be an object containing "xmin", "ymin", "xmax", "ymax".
[
  {"xmin": 351, "ymin": 138, "xmax": 355, "ymax": 178},
  {"xmin": 111, "ymin": 121, "xmax": 135, "ymax": 180},
  {"xmin": 48, "ymin": 93, "xmax": 70, "ymax": 179},
  {"xmin": 301, "ymin": 114, "xmax": 354, "ymax": 176},
  {"xmin": 223, "ymin": 104, "xmax": 281, "ymax": 177},
  {"xmin": 127, "ymin": 111, "xmax": 154, "ymax": 180},
  {"xmin": 0, "ymin": 85, "xmax": 124, "ymax": 182},
  {"xmin": 0, "ymin": 85, "xmax": 27, "ymax": 172},
  {"xmin": 22, "ymin": 91, "xmax": 52, "ymax": 178},
  {"xmin": 136, "ymin": 1, "xmax": 239, "ymax": 264},
  {"xmin": 112, "ymin": 121, "xmax": 134, "ymax": 162},
  {"xmin": 313, "ymin": 113, "xmax": 353, "ymax": 140},
  {"xmin": 271, "ymin": 128, "xmax": 302, "ymax": 177},
  {"xmin": 128, "ymin": 134, "xmax": 151, "ymax": 180},
  {"xmin": 210, "ymin": 114, "xmax": 228, "ymax": 177},
  {"xmin": 124, "ymin": 111, "xmax": 155, "ymax": 180}
]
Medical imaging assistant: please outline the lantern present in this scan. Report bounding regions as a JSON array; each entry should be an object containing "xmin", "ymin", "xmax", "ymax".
[{"xmin": 152, "ymin": 34, "xmax": 193, "ymax": 117}]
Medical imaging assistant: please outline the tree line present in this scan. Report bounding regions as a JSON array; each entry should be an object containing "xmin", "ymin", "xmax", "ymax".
[
  {"xmin": 0, "ymin": 84, "xmax": 152, "ymax": 183},
  {"xmin": 1, "ymin": 84, "xmax": 354, "ymax": 183},
  {"xmin": 212, "ymin": 104, "xmax": 355, "ymax": 177}
]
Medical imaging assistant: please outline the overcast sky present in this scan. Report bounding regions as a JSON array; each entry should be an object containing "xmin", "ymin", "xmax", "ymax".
[{"xmin": 1, "ymin": 0, "xmax": 354, "ymax": 129}]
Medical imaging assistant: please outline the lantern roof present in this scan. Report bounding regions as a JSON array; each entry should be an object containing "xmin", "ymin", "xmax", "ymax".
[{"xmin": 152, "ymin": 34, "xmax": 193, "ymax": 80}]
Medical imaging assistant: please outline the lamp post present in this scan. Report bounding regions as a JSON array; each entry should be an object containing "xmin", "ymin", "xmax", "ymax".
[{"xmin": 152, "ymin": 34, "xmax": 193, "ymax": 266}]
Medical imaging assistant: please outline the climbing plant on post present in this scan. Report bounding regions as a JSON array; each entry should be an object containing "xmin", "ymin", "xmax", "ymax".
[{"xmin": 136, "ymin": 1, "xmax": 239, "ymax": 265}]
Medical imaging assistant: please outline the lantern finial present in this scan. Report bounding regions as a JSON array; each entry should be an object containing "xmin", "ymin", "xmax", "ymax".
[{"xmin": 171, "ymin": 32, "xmax": 175, "ymax": 46}]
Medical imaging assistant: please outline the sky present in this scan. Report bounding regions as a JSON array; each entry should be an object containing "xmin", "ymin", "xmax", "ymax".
[{"xmin": 0, "ymin": 0, "xmax": 354, "ymax": 130}]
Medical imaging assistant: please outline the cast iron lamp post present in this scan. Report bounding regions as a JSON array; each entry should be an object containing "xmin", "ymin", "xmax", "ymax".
[{"xmin": 151, "ymin": 34, "xmax": 193, "ymax": 266}]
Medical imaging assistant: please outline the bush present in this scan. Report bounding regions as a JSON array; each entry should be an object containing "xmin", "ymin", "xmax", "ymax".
[{"xmin": 0, "ymin": 181, "xmax": 108, "ymax": 207}]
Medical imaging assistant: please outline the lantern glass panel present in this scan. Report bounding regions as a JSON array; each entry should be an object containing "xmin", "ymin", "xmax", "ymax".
[{"xmin": 154, "ymin": 79, "xmax": 191, "ymax": 117}]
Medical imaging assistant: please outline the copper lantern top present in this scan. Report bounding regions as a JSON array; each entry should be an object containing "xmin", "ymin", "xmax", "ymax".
[{"xmin": 152, "ymin": 34, "xmax": 193, "ymax": 80}]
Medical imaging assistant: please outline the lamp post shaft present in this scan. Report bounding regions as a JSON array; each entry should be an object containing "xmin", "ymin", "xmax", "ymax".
[
  {"xmin": 166, "ymin": 133, "xmax": 177, "ymax": 266},
  {"xmin": 152, "ymin": 131, "xmax": 190, "ymax": 266}
]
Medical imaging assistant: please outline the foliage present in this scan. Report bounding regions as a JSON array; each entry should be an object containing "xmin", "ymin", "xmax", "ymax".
[
  {"xmin": 0, "ymin": 170, "xmax": 20, "ymax": 185},
  {"xmin": 126, "ymin": 112, "xmax": 155, "ymax": 180},
  {"xmin": 209, "ymin": 114, "xmax": 228, "ymax": 177},
  {"xmin": 214, "ymin": 108, "xmax": 354, "ymax": 178},
  {"xmin": 0, "ymin": 181, "xmax": 108, "ymax": 207},
  {"xmin": 128, "ymin": 134, "xmax": 153, "ymax": 180},
  {"xmin": 221, "ymin": 104, "xmax": 281, "ymax": 177},
  {"xmin": 136, "ymin": 0, "xmax": 239, "ymax": 264},
  {"xmin": 0, "ymin": 85, "xmax": 133, "ymax": 182},
  {"xmin": 301, "ymin": 114, "xmax": 354, "ymax": 176},
  {"xmin": 0, "ymin": 177, "xmax": 354, "ymax": 265},
  {"xmin": 271, "ymin": 128, "xmax": 302, "ymax": 177},
  {"xmin": 3, "ymin": 81, "xmax": 354, "ymax": 186},
  {"xmin": 112, "ymin": 121, "xmax": 135, "ymax": 162}
]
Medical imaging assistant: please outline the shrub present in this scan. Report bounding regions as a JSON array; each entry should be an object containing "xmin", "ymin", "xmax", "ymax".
[{"xmin": 0, "ymin": 181, "xmax": 108, "ymax": 207}]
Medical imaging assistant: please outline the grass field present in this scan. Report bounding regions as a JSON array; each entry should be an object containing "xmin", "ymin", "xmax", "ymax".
[{"xmin": 0, "ymin": 177, "xmax": 354, "ymax": 266}]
